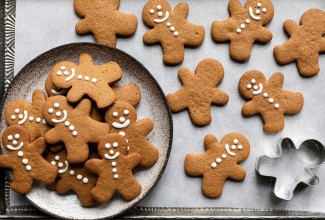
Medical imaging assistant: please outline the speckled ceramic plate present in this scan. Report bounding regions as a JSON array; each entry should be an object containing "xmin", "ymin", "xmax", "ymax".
[{"xmin": 0, "ymin": 43, "xmax": 173, "ymax": 219}]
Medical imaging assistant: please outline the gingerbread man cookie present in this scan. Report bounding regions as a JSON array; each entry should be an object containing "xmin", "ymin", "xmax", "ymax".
[
  {"xmin": 5, "ymin": 89, "xmax": 51, "ymax": 141},
  {"xmin": 211, "ymin": 0, "xmax": 274, "ymax": 62},
  {"xmin": 105, "ymin": 101, "xmax": 159, "ymax": 168},
  {"xmin": 0, "ymin": 125, "xmax": 57, "ymax": 194},
  {"xmin": 142, "ymin": 0, "xmax": 205, "ymax": 65},
  {"xmin": 274, "ymin": 9, "xmax": 325, "ymax": 77},
  {"xmin": 74, "ymin": 0, "xmax": 138, "ymax": 47},
  {"xmin": 238, "ymin": 70, "xmax": 304, "ymax": 133},
  {"xmin": 166, "ymin": 58, "xmax": 229, "ymax": 126},
  {"xmin": 185, "ymin": 133, "xmax": 250, "ymax": 198},
  {"xmin": 47, "ymin": 150, "xmax": 97, "ymax": 206},
  {"xmin": 42, "ymin": 96, "xmax": 110, "ymax": 163},
  {"xmin": 86, "ymin": 133, "xmax": 142, "ymax": 203},
  {"xmin": 50, "ymin": 53, "xmax": 122, "ymax": 109}
]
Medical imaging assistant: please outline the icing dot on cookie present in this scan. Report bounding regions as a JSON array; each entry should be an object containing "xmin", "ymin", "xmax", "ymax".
[
  {"xmin": 236, "ymin": 28, "xmax": 241, "ymax": 33},
  {"xmin": 246, "ymin": 19, "xmax": 250, "ymax": 24},
  {"xmin": 251, "ymin": 79, "xmax": 256, "ymax": 84},
  {"xmin": 149, "ymin": 9, "xmax": 154, "ymax": 14},
  {"xmin": 211, "ymin": 162, "xmax": 217, "ymax": 168},
  {"xmin": 114, "ymin": 174, "xmax": 119, "ymax": 179},
  {"xmin": 112, "ymin": 168, "xmax": 117, "ymax": 173},
  {"xmin": 222, "ymin": 154, "xmax": 227, "ymax": 159},
  {"xmin": 72, "ymin": 131, "xmax": 78, "ymax": 136},
  {"xmin": 55, "ymin": 155, "xmax": 60, "ymax": 160},
  {"xmin": 77, "ymin": 75, "xmax": 82, "ymax": 80},
  {"xmin": 238, "ymin": 145, "xmax": 243, "ymax": 150},
  {"xmin": 65, "ymin": 121, "xmax": 70, "ymax": 126},
  {"xmin": 18, "ymin": 151, "xmax": 23, "ymax": 157},
  {"xmin": 56, "ymin": 111, "xmax": 62, "ymax": 117},
  {"xmin": 253, "ymin": 85, "xmax": 258, "ymax": 90},
  {"xmin": 48, "ymin": 108, "xmax": 54, "ymax": 114},
  {"xmin": 56, "ymin": 71, "xmax": 62, "ymax": 76},
  {"xmin": 58, "ymin": 162, "xmax": 63, "ymax": 168},
  {"xmin": 70, "ymin": 170, "xmax": 75, "ymax": 175},
  {"xmin": 22, "ymin": 159, "xmax": 28, "ymax": 164},
  {"xmin": 85, "ymin": 76, "xmax": 90, "ymax": 81},
  {"xmin": 51, "ymin": 161, "xmax": 56, "ymax": 166},
  {"xmin": 269, "ymin": 98, "xmax": 274, "ymax": 103},
  {"xmin": 263, "ymin": 92, "xmax": 268, "ymax": 98},
  {"xmin": 256, "ymin": 9, "xmax": 260, "ymax": 14},
  {"xmin": 233, "ymin": 139, "xmax": 238, "ymax": 144},
  {"xmin": 29, "ymin": 116, "xmax": 34, "ymax": 121},
  {"xmin": 60, "ymin": 66, "xmax": 65, "ymax": 70},
  {"xmin": 92, "ymin": 78, "xmax": 97, "ymax": 83},
  {"xmin": 113, "ymin": 112, "xmax": 118, "ymax": 117},
  {"xmin": 157, "ymin": 5, "xmax": 161, "ymax": 10},
  {"xmin": 36, "ymin": 117, "xmax": 41, "ymax": 123},
  {"xmin": 18, "ymin": 114, "xmax": 23, "ymax": 119},
  {"xmin": 105, "ymin": 143, "xmax": 111, "ymax": 149},
  {"xmin": 43, "ymin": 119, "xmax": 47, "ymax": 125},
  {"xmin": 166, "ymin": 22, "xmax": 171, "ymax": 27},
  {"xmin": 83, "ymin": 178, "xmax": 88, "ymax": 184},
  {"xmin": 240, "ymin": 24, "xmax": 245, "ymax": 29},
  {"xmin": 274, "ymin": 103, "xmax": 280, "ymax": 109},
  {"xmin": 119, "ymin": 131, "xmax": 125, "ymax": 136},
  {"xmin": 174, "ymin": 32, "xmax": 179, "ymax": 37},
  {"xmin": 26, "ymin": 165, "xmax": 32, "ymax": 171},
  {"xmin": 216, "ymin": 158, "xmax": 221, "ymax": 163},
  {"xmin": 15, "ymin": 109, "xmax": 20, "ymax": 113},
  {"xmin": 69, "ymin": 125, "xmax": 75, "ymax": 131},
  {"xmin": 124, "ymin": 110, "xmax": 129, "ymax": 115},
  {"xmin": 64, "ymin": 71, "xmax": 69, "ymax": 76},
  {"xmin": 110, "ymin": 150, "xmax": 115, "ymax": 154},
  {"xmin": 262, "ymin": 8, "xmax": 267, "ymax": 13},
  {"xmin": 231, "ymin": 145, "xmax": 237, "ymax": 150},
  {"xmin": 77, "ymin": 174, "xmax": 82, "ymax": 180},
  {"xmin": 7, "ymin": 135, "xmax": 13, "ymax": 141},
  {"xmin": 54, "ymin": 103, "xmax": 60, "ymax": 108},
  {"xmin": 15, "ymin": 134, "xmax": 20, "ymax": 139},
  {"xmin": 112, "ymin": 161, "xmax": 116, "ymax": 166},
  {"xmin": 170, "ymin": 27, "xmax": 175, "ymax": 32},
  {"xmin": 158, "ymin": 11, "xmax": 163, "ymax": 17},
  {"xmin": 113, "ymin": 142, "xmax": 118, "ymax": 148},
  {"xmin": 257, "ymin": 2, "xmax": 262, "ymax": 7},
  {"xmin": 13, "ymin": 140, "xmax": 17, "ymax": 145},
  {"xmin": 11, "ymin": 115, "xmax": 16, "ymax": 120}
]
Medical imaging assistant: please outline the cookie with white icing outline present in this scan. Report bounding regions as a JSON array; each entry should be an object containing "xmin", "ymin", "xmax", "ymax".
[
  {"xmin": 47, "ymin": 150, "xmax": 97, "ymax": 206},
  {"xmin": 211, "ymin": 0, "xmax": 274, "ymax": 62},
  {"xmin": 185, "ymin": 133, "xmax": 250, "ymax": 198},
  {"xmin": 42, "ymin": 96, "xmax": 110, "ymax": 164},
  {"xmin": 105, "ymin": 101, "xmax": 159, "ymax": 168},
  {"xmin": 0, "ymin": 125, "xmax": 57, "ymax": 194},
  {"xmin": 50, "ymin": 53, "xmax": 122, "ymax": 109},
  {"xmin": 86, "ymin": 133, "xmax": 142, "ymax": 203},
  {"xmin": 166, "ymin": 58, "xmax": 229, "ymax": 126},
  {"xmin": 142, "ymin": 0, "xmax": 205, "ymax": 65},
  {"xmin": 5, "ymin": 89, "xmax": 51, "ymax": 142},
  {"xmin": 238, "ymin": 70, "xmax": 304, "ymax": 133}
]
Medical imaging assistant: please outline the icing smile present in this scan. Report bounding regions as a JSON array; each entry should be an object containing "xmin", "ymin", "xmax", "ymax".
[
  {"xmin": 18, "ymin": 110, "xmax": 28, "ymax": 125},
  {"xmin": 225, "ymin": 144, "xmax": 236, "ymax": 156},
  {"xmin": 7, "ymin": 142, "xmax": 24, "ymax": 151},
  {"xmin": 112, "ymin": 120, "xmax": 130, "ymax": 129},
  {"xmin": 249, "ymin": 7, "xmax": 261, "ymax": 20},
  {"xmin": 105, "ymin": 152, "xmax": 120, "ymax": 160},
  {"xmin": 58, "ymin": 160, "xmax": 69, "ymax": 174},
  {"xmin": 65, "ymin": 68, "xmax": 75, "ymax": 82},
  {"xmin": 52, "ymin": 110, "xmax": 68, "ymax": 123},
  {"xmin": 154, "ymin": 11, "xmax": 169, "ymax": 23},
  {"xmin": 253, "ymin": 83, "xmax": 263, "ymax": 95}
]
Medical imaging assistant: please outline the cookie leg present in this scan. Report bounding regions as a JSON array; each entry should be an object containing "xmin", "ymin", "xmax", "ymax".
[
  {"xmin": 262, "ymin": 112, "xmax": 284, "ymax": 133},
  {"xmin": 117, "ymin": 177, "xmax": 142, "ymax": 201},
  {"xmin": 296, "ymin": 55, "xmax": 320, "ymax": 77},
  {"xmin": 65, "ymin": 142, "xmax": 89, "ymax": 164},
  {"xmin": 77, "ymin": 189, "xmax": 97, "ymax": 207},
  {"xmin": 93, "ymin": 31, "xmax": 117, "ymax": 48},
  {"xmin": 91, "ymin": 184, "xmax": 115, "ymax": 204},
  {"xmin": 188, "ymin": 104, "xmax": 212, "ymax": 126},
  {"xmin": 162, "ymin": 43, "xmax": 184, "ymax": 65},
  {"xmin": 11, "ymin": 173, "xmax": 33, "ymax": 194},
  {"xmin": 202, "ymin": 175, "xmax": 224, "ymax": 198},
  {"xmin": 140, "ymin": 144, "xmax": 159, "ymax": 167},
  {"xmin": 229, "ymin": 39, "xmax": 253, "ymax": 62}
]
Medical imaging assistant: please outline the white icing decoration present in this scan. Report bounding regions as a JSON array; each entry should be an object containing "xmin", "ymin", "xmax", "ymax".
[
  {"xmin": 70, "ymin": 170, "xmax": 75, "ymax": 175},
  {"xmin": 251, "ymin": 79, "xmax": 256, "ymax": 84},
  {"xmin": 61, "ymin": 66, "xmax": 65, "ymax": 70},
  {"xmin": 253, "ymin": 85, "xmax": 258, "ymax": 90},
  {"xmin": 262, "ymin": 8, "xmax": 267, "ymax": 13},
  {"xmin": 105, "ymin": 143, "xmax": 111, "ymax": 149},
  {"xmin": 166, "ymin": 22, "xmax": 171, "ymax": 26},
  {"xmin": 58, "ymin": 160, "xmax": 69, "ymax": 174},
  {"xmin": 269, "ymin": 98, "xmax": 274, "ymax": 103},
  {"xmin": 240, "ymin": 24, "xmax": 245, "ymax": 29},
  {"xmin": 174, "ymin": 31, "xmax": 179, "ymax": 37},
  {"xmin": 55, "ymin": 155, "xmax": 60, "ymax": 160},
  {"xmin": 255, "ymin": 9, "xmax": 260, "ymax": 15},
  {"xmin": 225, "ymin": 144, "xmax": 236, "ymax": 156},
  {"xmin": 26, "ymin": 165, "xmax": 32, "ymax": 171},
  {"xmin": 8, "ymin": 135, "xmax": 13, "ymax": 141},
  {"xmin": 157, "ymin": 5, "xmax": 161, "ymax": 10},
  {"xmin": 15, "ymin": 134, "xmax": 20, "ymax": 139},
  {"xmin": 119, "ymin": 117, "xmax": 125, "ymax": 123},
  {"xmin": 257, "ymin": 2, "xmax": 262, "ymax": 7},
  {"xmin": 36, "ymin": 117, "xmax": 41, "ymax": 123},
  {"xmin": 113, "ymin": 112, "xmax": 118, "ymax": 117},
  {"xmin": 154, "ymin": 11, "xmax": 169, "ymax": 23},
  {"xmin": 15, "ymin": 109, "xmax": 19, "ymax": 113},
  {"xmin": 54, "ymin": 103, "xmax": 60, "ymax": 108},
  {"xmin": 69, "ymin": 125, "xmax": 75, "ymax": 131},
  {"xmin": 252, "ymin": 83, "xmax": 263, "ymax": 95},
  {"xmin": 56, "ymin": 111, "xmax": 62, "ymax": 117},
  {"xmin": 216, "ymin": 158, "xmax": 221, "ymax": 163},
  {"xmin": 52, "ymin": 110, "xmax": 67, "ymax": 123},
  {"xmin": 13, "ymin": 140, "xmax": 17, "ymax": 145},
  {"xmin": 51, "ymin": 161, "xmax": 56, "ymax": 166},
  {"xmin": 274, "ymin": 103, "xmax": 280, "ymax": 109},
  {"xmin": 85, "ymin": 76, "xmax": 90, "ymax": 81},
  {"xmin": 249, "ymin": 7, "xmax": 261, "ymax": 20},
  {"xmin": 65, "ymin": 68, "xmax": 75, "ymax": 82},
  {"xmin": 149, "ymin": 9, "xmax": 154, "ymax": 14},
  {"xmin": 112, "ymin": 168, "xmax": 117, "ymax": 173},
  {"xmin": 238, "ymin": 145, "xmax": 243, "ymax": 150},
  {"xmin": 112, "ymin": 119, "xmax": 130, "ymax": 129},
  {"xmin": 246, "ymin": 19, "xmax": 250, "ymax": 24},
  {"xmin": 18, "ymin": 151, "xmax": 23, "ymax": 157},
  {"xmin": 170, "ymin": 27, "xmax": 175, "ymax": 32},
  {"xmin": 110, "ymin": 150, "xmax": 114, "ymax": 154},
  {"xmin": 48, "ymin": 108, "xmax": 54, "ymax": 114},
  {"xmin": 64, "ymin": 71, "xmax": 69, "ymax": 76},
  {"xmin": 77, "ymin": 75, "xmax": 82, "ymax": 80},
  {"xmin": 233, "ymin": 139, "xmax": 238, "ymax": 144},
  {"xmin": 92, "ymin": 78, "xmax": 97, "ymax": 83},
  {"xmin": 11, "ymin": 115, "xmax": 16, "ymax": 120},
  {"xmin": 29, "ymin": 116, "xmax": 34, "ymax": 121},
  {"xmin": 237, "ymin": 28, "xmax": 242, "ymax": 33},
  {"xmin": 18, "ymin": 114, "xmax": 23, "ymax": 119},
  {"xmin": 113, "ymin": 142, "xmax": 118, "ymax": 147},
  {"xmin": 22, "ymin": 159, "xmax": 28, "ymax": 164},
  {"xmin": 7, "ymin": 142, "xmax": 24, "ymax": 151},
  {"xmin": 58, "ymin": 162, "xmax": 63, "ymax": 168},
  {"xmin": 114, "ymin": 174, "xmax": 118, "ymax": 179},
  {"xmin": 18, "ymin": 110, "xmax": 28, "ymax": 125},
  {"xmin": 56, "ymin": 71, "xmax": 62, "ymax": 76},
  {"xmin": 222, "ymin": 154, "xmax": 226, "ymax": 159},
  {"xmin": 119, "ymin": 131, "xmax": 125, "ymax": 136},
  {"xmin": 127, "ymin": 146, "xmax": 130, "ymax": 151},
  {"xmin": 104, "ymin": 152, "xmax": 120, "ymax": 160},
  {"xmin": 158, "ymin": 11, "xmax": 163, "ymax": 17},
  {"xmin": 123, "ymin": 110, "xmax": 129, "ymax": 115},
  {"xmin": 83, "ymin": 178, "xmax": 88, "ymax": 184},
  {"xmin": 65, "ymin": 121, "xmax": 70, "ymax": 126},
  {"xmin": 72, "ymin": 131, "xmax": 78, "ymax": 136},
  {"xmin": 112, "ymin": 161, "xmax": 116, "ymax": 166},
  {"xmin": 77, "ymin": 174, "xmax": 82, "ymax": 180},
  {"xmin": 263, "ymin": 92, "xmax": 268, "ymax": 98}
]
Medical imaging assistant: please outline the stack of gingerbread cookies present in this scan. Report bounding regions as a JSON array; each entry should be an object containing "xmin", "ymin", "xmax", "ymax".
[{"xmin": 0, "ymin": 53, "xmax": 159, "ymax": 206}]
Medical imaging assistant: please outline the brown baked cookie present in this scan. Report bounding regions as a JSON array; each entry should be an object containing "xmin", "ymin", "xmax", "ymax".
[
  {"xmin": 105, "ymin": 101, "xmax": 159, "ymax": 168},
  {"xmin": 113, "ymin": 83, "xmax": 141, "ymax": 107},
  {"xmin": 42, "ymin": 96, "xmax": 110, "ymax": 163},
  {"xmin": 142, "ymin": 0, "xmax": 205, "ymax": 65},
  {"xmin": 45, "ymin": 75, "xmax": 68, "ymax": 96},
  {"xmin": 166, "ymin": 58, "xmax": 229, "ymax": 126},
  {"xmin": 47, "ymin": 150, "xmax": 97, "ymax": 206},
  {"xmin": 85, "ymin": 133, "xmax": 142, "ymax": 203},
  {"xmin": 211, "ymin": 0, "xmax": 274, "ymax": 62},
  {"xmin": 274, "ymin": 9, "xmax": 325, "ymax": 77},
  {"xmin": 74, "ymin": 0, "xmax": 138, "ymax": 47},
  {"xmin": 185, "ymin": 133, "xmax": 250, "ymax": 198},
  {"xmin": 238, "ymin": 70, "xmax": 304, "ymax": 133},
  {"xmin": 50, "ymin": 53, "xmax": 122, "ymax": 109},
  {"xmin": 0, "ymin": 125, "xmax": 57, "ymax": 194},
  {"xmin": 5, "ymin": 89, "xmax": 51, "ymax": 141}
]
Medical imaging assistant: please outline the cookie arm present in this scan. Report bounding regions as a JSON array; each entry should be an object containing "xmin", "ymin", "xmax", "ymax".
[
  {"xmin": 211, "ymin": 88, "xmax": 229, "ymax": 106},
  {"xmin": 56, "ymin": 179, "xmax": 70, "ymax": 194},
  {"xmin": 228, "ymin": 0, "xmax": 243, "ymax": 16},
  {"xmin": 32, "ymin": 89, "xmax": 46, "ymax": 106},
  {"xmin": 268, "ymin": 72, "xmax": 284, "ymax": 89},
  {"xmin": 184, "ymin": 154, "xmax": 204, "ymax": 176},
  {"xmin": 228, "ymin": 164, "xmax": 246, "ymax": 181},
  {"xmin": 300, "ymin": 169, "xmax": 318, "ymax": 186},
  {"xmin": 30, "ymin": 137, "xmax": 47, "ymax": 155},
  {"xmin": 143, "ymin": 30, "xmax": 159, "ymax": 44},
  {"xmin": 283, "ymin": 19, "xmax": 300, "ymax": 36},
  {"xmin": 255, "ymin": 27, "xmax": 273, "ymax": 43},
  {"xmin": 135, "ymin": 118, "xmax": 154, "ymax": 136},
  {"xmin": 45, "ymin": 129, "xmax": 62, "ymax": 144},
  {"xmin": 166, "ymin": 90, "xmax": 188, "ymax": 112},
  {"xmin": 241, "ymin": 101, "xmax": 259, "ymax": 116},
  {"xmin": 0, "ymin": 154, "xmax": 13, "ymax": 168},
  {"xmin": 173, "ymin": 2, "xmax": 189, "ymax": 19},
  {"xmin": 67, "ymin": 86, "xmax": 86, "ymax": 103},
  {"xmin": 125, "ymin": 153, "xmax": 142, "ymax": 170},
  {"xmin": 75, "ymin": 99, "xmax": 92, "ymax": 116},
  {"xmin": 85, "ymin": 159, "xmax": 103, "ymax": 174}
]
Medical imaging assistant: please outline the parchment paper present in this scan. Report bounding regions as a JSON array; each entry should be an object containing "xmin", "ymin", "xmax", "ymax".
[{"xmin": 13, "ymin": 0, "xmax": 325, "ymax": 213}]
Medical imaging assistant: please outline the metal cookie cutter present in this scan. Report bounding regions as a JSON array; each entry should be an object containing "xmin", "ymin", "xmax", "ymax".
[{"xmin": 256, "ymin": 137, "xmax": 325, "ymax": 200}]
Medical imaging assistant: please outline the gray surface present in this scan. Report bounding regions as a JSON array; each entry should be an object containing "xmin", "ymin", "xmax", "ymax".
[{"xmin": 13, "ymin": 0, "xmax": 325, "ymax": 214}]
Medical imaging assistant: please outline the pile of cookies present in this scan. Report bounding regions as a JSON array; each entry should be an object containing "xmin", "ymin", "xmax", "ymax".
[{"xmin": 0, "ymin": 53, "xmax": 159, "ymax": 206}]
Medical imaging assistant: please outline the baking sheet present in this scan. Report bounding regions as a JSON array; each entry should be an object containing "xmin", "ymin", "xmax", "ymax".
[{"xmin": 12, "ymin": 0, "xmax": 325, "ymax": 213}]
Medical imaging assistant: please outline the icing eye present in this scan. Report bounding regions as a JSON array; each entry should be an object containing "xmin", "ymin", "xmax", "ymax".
[
  {"xmin": 251, "ymin": 79, "xmax": 256, "ymax": 84},
  {"xmin": 55, "ymin": 155, "xmax": 60, "ymax": 160},
  {"xmin": 51, "ymin": 161, "xmax": 56, "ymax": 166},
  {"xmin": 119, "ymin": 117, "xmax": 126, "ymax": 123},
  {"xmin": 12, "ymin": 140, "xmax": 17, "ymax": 145},
  {"xmin": 124, "ymin": 110, "xmax": 129, "ymax": 115},
  {"xmin": 56, "ymin": 111, "xmax": 62, "ymax": 117},
  {"xmin": 157, "ymin": 5, "xmax": 161, "ymax": 10},
  {"xmin": 60, "ymin": 66, "xmax": 65, "ymax": 70},
  {"xmin": 83, "ymin": 178, "xmax": 88, "ymax": 184},
  {"xmin": 11, "ymin": 115, "xmax": 16, "ymax": 120},
  {"xmin": 54, "ymin": 103, "xmax": 60, "ymax": 108},
  {"xmin": 263, "ymin": 92, "xmax": 268, "ymax": 98},
  {"xmin": 233, "ymin": 139, "xmax": 238, "ymax": 144},
  {"xmin": 56, "ymin": 71, "xmax": 62, "ymax": 76},
  {"xmin": 262, "ymin": 8, "xmax": 267, "ymax": 13},
  {"xmin": 65, "ymin": 121, "xmax": 70, "ymax": 126},
  {"xmin": 113, "ymin": 112, "xmax": 118, "ymax": 117},
  {"xmin": 15, "ymin": 109, "xmax": 20, "ymax": 113},
  {"xmin": 238, "ymin": 145, "xmax": 243, "ymax": 150},
  {"xmin": 231, "ymin": 145, "xmax": 237, "ymax": 150},
  {"xmin": 105, "ymin": 143, "xmax": 111, "ymax": 149},
  {"xmin": 18, "ymin": 114, "xmax": 24, "ymax": 119},
  {"xmin": 78, "ymin": 75, "xmax": 82, "ymax": 80},
  {"xmin": 149, "ymin": 9, "xmax": 154, "ymax": 14},
  {"xmin": 113, "ymin": 142, "xmax": 118, "ymax": 148},
  {"xmin": 110, "ymin": 150, "xmax": 115, "ymax": 154},
  {"xmin": 255, "ymin": 9, "xmax": 260, "ymax": 14},
  {"xmin": 58, "ymin": 162, "xmax": 64, "ymax": 168},
  {"xmin": 246, "ymin": 84, "xmax": 252, "ymax": 89},
  {"xmin": 64, "ymin": 71, "xmax": 69, "ymax": 76},
  {"xmin": 253, "ymin": 85, "xmax": 259, "ymax": 90},
  {"xmin": 158, "ymin": 11, "xmax": 163, "ymax": 17},
  {"xmin": 257, "ymin": 2, "xmax": 262, "ymax": 7},
  {"xmin": 48, "ymin": 108, "xmax": 54, "ymax": 114},
  {"xmin": 15, "ymin": 134, "xmax": 20, "ymax": 139},
  {"xmin": 29, "ymin": 116, "xmax": 34, "ymax": 121}
]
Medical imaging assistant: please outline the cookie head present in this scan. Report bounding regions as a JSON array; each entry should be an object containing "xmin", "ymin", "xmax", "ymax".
[
  {"xmin": 48, "ymin": 151, "xmax": 70, "ymax": 174},
  {"xmin": 98, "ymin": 133, "xmax": 128, "ymax": 160},
  {"xmin": 5, "ymin": 100, "xmax": 31, "ymax": 126},
  {"xmin": 2, "ymin": 125, "xmax": 29, "ymax": 152},
  {"xmin": 43, "ymin": 96, "xmax": 71, "ymax": 126},
  {"xmin": 221, "ymin": 133, "xmax": 250, "ymax": 162},
  {"xmin": 238, "ymin": 70, "xmax": 267, "ymax": 100},
  {"xmin": 105, "ymin": 101, "xmax": 137, "ymax": 130},
  {"xmin": 45, "ymin": 75, "xmax": 68, "ymax": 96},
  {"xmin": 245, "ymin": 0, "xmax": 274, "ymax": 25},
  {"xmin": 51, "ymin": 62, "xmax": 78, "ymax": 88},
  {"xmin": 142, "ymin": 0, "xmax": 171, "ymax": 27}
]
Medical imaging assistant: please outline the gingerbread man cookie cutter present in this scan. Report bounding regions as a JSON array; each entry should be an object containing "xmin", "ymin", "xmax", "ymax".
[{"xmin": 256, "ymin": 138, "xmax": 325, "ymax": 200}]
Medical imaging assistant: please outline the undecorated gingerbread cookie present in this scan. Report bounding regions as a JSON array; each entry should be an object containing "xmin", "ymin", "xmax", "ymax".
[
  {"xmin": 238, "ymin": 70, "xmax": 304, "ymax": 133},
  {"xmin": 274, "ymin": 9, "xmax": 325, "ymax": 77},
  {"xmin": 74, "ymin": 0, "xmax": 138, "ymax": 47},
  {"xmin": 185, "ymin": 133, "xmax": 250, "ymax": 198},
  {"xmin": 142, "ymin": 0, "xmax": 205, "ymax": 65},
  {"xmin": 166, "ymin": 58, "xmax": 229, "ymax": 126},
  {"xmin": 0, "ymin": 125, "xmax": 57, "ymax": 194},
  {"xmin": 211, "ymin": 0, "xmax": 274, "ymax": 62},
  {"xmin": 86, "ymin": 133, "xmax": 142, "ymax": 203}
]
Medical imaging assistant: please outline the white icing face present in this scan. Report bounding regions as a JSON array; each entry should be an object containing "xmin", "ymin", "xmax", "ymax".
[
  {"xmin": 51, "ymin": 155, "xmax": 69, "ymax": 174},
  {"xmin": 104, "ymin": 142, "xmax": 120, "ymax": 160},
  {"xmin": 248, "ymin": 2, "xmax": 267, "ymax": 21},
  {"xmin": 50, "ymin": 103, "xmax": 68, "ymax": 124},
  {"xmin": 149, "ymin": 5, "xmax": 170, "ymax": 23},
  {"xmin": 6, "ymin": 134, "xmax": 24, "ymax": 151},
  {"xmin": 56, "ymin": 66, "xmax": 75, "ymax": 82},
  {"xmin": 111, "ymin": 109, "xmax": 131, "ymax": 129},
  {"xmin": 225, "ymin": 139, "xmax": 243, "ymax": 157}
]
